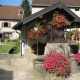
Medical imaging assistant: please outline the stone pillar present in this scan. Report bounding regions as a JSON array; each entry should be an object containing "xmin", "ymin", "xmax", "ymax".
[
  {"xmin": 44, "ymin": 43, "xmax": 71, "ymax": 56},
  {"xmin": 33, "ymin": 58, "xmax": 46, "ymax": 78}
]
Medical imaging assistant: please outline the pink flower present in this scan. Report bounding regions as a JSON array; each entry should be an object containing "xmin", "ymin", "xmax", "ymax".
[
  {"xmin": 43, "ymin": 50, "xmax": 71, "ymax": 76},
  {"xmin": 74, "ymin": 53, "xmax": 80, "ymax": 63}
]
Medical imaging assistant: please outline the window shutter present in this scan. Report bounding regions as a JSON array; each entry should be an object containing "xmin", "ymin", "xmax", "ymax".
[
  {"xmin": 2, "ymin": 22, "xmax": 4, "ymax": 27},
  {"xmin": 8, "ymin": 22, "xmax": 11, "ymax": 28}
]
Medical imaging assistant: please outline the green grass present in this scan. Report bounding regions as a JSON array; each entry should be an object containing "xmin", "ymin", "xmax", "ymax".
[
  {"xmin": 0, "ymin": 45, "xmax": 14, "ymax": 53},
  {"xmin": 2, "ymin": 41, "xmax": 17, "ymax": 45},
  {"xmin": 0, "ymin": 40, "xmax": 20, "ymax": 54}
]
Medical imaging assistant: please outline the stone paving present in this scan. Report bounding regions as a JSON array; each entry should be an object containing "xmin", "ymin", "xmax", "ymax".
[{"xmin": 0, "ymin": 54, "xmax": 80, "ymax": 80}]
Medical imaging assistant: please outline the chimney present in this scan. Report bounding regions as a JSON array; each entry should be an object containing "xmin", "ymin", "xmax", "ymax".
[{"xmin": 18, "ymin": 7, "xmax": 20, "ymax": 15}]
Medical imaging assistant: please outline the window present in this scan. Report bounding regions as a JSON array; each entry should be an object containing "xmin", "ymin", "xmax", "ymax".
[
  {"xmin": 2, "ymin": 22, "xmax": 11, "ymax": 28},
  {"xmin": 4, "ymin": 22, "xmax": 8, "ymax": 27},
  {"xmin": 75, "ymin": 9, "xmax": 79, "ymax": 11},
  {"xmin": 4, "ymin": 33, "xmax": 12, "ymax": 38}
]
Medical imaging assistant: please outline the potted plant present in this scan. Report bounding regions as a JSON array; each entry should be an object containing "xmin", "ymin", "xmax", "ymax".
[
  {"xmin": 51, "ymin": 11, "xmax": 66, "ymax": 29},
  {"xmin": 28, "ymin": 23, "xmax": 46, "ymax": 40},
  {"xmin": 43, "ymin": 50, "xmax": 71, "ymax": 80}
]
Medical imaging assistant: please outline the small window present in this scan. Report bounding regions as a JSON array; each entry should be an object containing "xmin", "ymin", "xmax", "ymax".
[
  {"xmin": 4, "ymin": 22, "xmax": 8, "ymax": 27},
  {"xmin": 2, "ymin": 22, "xmax": 11, "ymax": 28},
  {"xmin": 75, "ymin": 9, "xmax": 79, "ymax": 11}
]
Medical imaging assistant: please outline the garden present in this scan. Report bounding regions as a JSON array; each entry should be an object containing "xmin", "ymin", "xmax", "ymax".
[{"xmin": 0, "ymin": 38, "xmax": 20, "ymax": 54}]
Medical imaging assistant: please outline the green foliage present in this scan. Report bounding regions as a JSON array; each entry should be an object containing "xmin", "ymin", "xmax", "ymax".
[
  {"xmin": 0, "ymin": 38, "xmax": 20, "ymax": 54},
  {"xmin": 12, "ymin": 40, "xmax": 20, "ymax": 54},
  {"xmin": 21, "ymin": 0, "xmax": 31, "ymax": 17}
]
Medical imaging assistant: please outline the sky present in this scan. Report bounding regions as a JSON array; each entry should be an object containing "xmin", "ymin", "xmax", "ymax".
[{"xmin": 0, "ymin": 0, "xmax": 32, "ymax": 6}]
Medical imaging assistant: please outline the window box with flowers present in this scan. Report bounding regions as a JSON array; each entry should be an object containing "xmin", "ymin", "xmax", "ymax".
[{"xmin": 43, "ymin": 50, "xmax": 71, "ymax": 80}]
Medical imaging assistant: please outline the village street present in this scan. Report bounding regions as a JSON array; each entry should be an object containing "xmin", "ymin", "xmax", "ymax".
[{"xmin": 0, "ymin": 54, "xmax": 80, "ymax": 80}]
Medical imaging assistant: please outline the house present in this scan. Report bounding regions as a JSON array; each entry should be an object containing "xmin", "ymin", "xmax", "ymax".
[
  {"xmin": 13, "ymin": 2, "xmax": 80, "ymax": 60},
  {"xmin": 32, "ymin": 0, "xmax": 80, "ymax": 17},
  {"xmin": 0, "ymin": 5, "xmax": 24, "ymax": 41}
]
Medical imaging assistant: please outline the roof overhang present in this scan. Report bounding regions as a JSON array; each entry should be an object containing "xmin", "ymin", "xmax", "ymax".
[
  {"xmin": 12, "ymin": 21, "xmax": 22, "ymax": 30},
  {"xmin": 13, "ymin": 2, "xmax": 80, "ymax": 30},
  {"xmin": 31, "ymin": 4, "xmax": 80, "ymax": 8}
]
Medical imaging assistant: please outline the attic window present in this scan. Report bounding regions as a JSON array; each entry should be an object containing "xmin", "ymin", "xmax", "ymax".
[{"xmin": 75, "ymin": 9, "xmax": 79, "ymax": 11}]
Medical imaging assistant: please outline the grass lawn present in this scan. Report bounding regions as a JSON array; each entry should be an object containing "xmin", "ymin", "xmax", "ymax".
[
  {"xmin": 0, "ymin": 41, "xmax": 18, "ymax": 54},
  {"xmin": 0, "ymin": 45, "xmax": 15, "ymax": 53}
]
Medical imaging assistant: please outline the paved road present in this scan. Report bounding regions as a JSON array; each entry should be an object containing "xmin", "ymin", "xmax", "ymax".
[
  {"xmin": 0, "ymin": 54, "xmax": 80, "ymax": 80},
  {"xmin": 0, "ymin": 54, "xmax": 34, "ymax": 80}
]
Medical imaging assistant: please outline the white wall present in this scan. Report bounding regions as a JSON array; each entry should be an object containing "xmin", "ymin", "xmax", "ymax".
[
  {"xmin": 0, "ymin": 20, "xmax": 18, "ymax": 28},
  {"xmin": 32, "ymin": 7, "xmax": 80, "ymax": 17},
  {"xmin": 70, "ymin": 9, "xmax": 80, "ymax": 17},
  {"xmin": 0, "ymin": 20, "xmax": 20, "ymax": 39},
  {"xmin": 32, "ymin": 7, "xmax": 44, "ymax": 14}
]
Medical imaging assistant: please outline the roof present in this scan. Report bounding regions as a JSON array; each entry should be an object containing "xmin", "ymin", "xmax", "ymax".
[
  {"xmin": 0, "ymin": 5, "xmax": 24, "ymax": 20},
  {"xmin": 32, "ymin": 0, "xmax": 80, "ymax": 7},
  {"xmin": 13, "ymin": 2, "xmax": 80, "ymax": 30}
]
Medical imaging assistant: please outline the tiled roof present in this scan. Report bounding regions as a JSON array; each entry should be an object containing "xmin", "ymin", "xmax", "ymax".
[
  {"xmin": 13, "ymin": 2, "xmax": 80, "ymax": 30},
  {"xmin": 32, "ymin": 0, "xmax": 80, "ymax": 6},
  {"xmin": 0, "ymin": 5, "xmax": 24, "ymax": 20}
]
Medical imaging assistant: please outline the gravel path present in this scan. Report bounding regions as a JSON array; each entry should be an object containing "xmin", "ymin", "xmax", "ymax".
[{"xmin": 0, "ymin": 54, "xmax": 80, "ymax": 80}]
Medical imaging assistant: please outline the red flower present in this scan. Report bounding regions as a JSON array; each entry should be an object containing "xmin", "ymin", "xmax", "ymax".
[{"xmin": 52, "ymin": 11, "xmax": 66, "ymax": 29}]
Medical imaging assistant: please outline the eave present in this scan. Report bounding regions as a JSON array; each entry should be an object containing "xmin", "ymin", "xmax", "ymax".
[{"xmin": 13, "ymin": 2, "xmax": 80, "ymax": 30}]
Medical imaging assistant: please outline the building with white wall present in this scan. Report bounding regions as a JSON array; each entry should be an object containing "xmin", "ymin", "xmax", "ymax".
[
  {"xmin": 31, "ymin": 0, "xmax": 80, "ymax": 17},
  {"xmin": 0, "ymin": 5, "xmax": 24, "ymax": 41}
]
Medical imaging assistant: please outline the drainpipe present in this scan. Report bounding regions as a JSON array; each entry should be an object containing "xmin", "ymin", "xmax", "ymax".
[
  {"xmin": 16, "ymin": 30, "xmax": 22, "ymax": 56},
  {"xmin": 21, "ymin": 40, "xmax": 25, "ymax": 56}
]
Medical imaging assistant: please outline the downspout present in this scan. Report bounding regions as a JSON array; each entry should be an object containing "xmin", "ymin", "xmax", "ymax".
[
  {"xmin": 16, "ymin": 30, "xmax": 23, "ymax": 56},
  {"xmin": 16, "ymin": 30, "xmax": 24, "ymax": 56}
]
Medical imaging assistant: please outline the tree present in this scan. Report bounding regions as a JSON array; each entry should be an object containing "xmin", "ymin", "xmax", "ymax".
[{"xmin": 21, "ymin": 0, "xmax": 31, "ymax": 17}]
